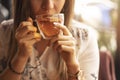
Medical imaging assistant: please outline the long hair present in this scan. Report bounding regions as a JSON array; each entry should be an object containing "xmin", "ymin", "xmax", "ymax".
[{"xmin": 8, "ymin": 0, "xmax": 75, "ymax": 61}]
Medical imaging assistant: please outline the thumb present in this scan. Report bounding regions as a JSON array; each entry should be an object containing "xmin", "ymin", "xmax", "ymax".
[
  {"xmin": 27, "ymin": 17, "xmax": 33, "ymax": 24},
  {"xmin": 59, "ymin": 30, "xmax": 63, "ymax": 36}
]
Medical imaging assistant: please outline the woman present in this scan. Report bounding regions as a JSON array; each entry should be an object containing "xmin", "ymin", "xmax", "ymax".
[{"xmin": 0, "ymin": 0, "xmax": 99, "ymax": 80}]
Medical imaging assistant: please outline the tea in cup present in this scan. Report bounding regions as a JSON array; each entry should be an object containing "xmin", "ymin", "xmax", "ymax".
[{"xmin": 35, "ymin": 13, "xmax": 64, "ymax": 39}]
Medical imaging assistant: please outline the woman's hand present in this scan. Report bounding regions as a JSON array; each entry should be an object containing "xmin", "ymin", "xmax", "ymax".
[
  {"xmin": 50, "ymin": 23, "xmax": 79, "ymax": 69},
  {"xmin": 15, "ymin": 17, "xmax": 41, "ymax": 58}
]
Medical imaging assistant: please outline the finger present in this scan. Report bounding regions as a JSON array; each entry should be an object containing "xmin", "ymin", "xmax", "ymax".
[
  {"xmin": 20, "ymin": 38, "xmax": 41, "ymax": 46},
  {"xmin": 50, "ymin": 35, "xmax": 76, "ymax": 45},
  {"xmin": 23, "ymin": 32, "xmax": 41, "ymax": 40},
  {"xmin": 17, "ymin": 32, "xmax": 41, "ymax": 42},
  {"xmin": 27, "ymin": 17, "xmax": 33, "ymax": 24},
  {"xmin": 16, "ymin": 17, "xmax": 33, "ymax": 32},
  {"xmin": 17, "ymin": 17, "xmax": 34, "ymax": 27},
  {"xmin": 58, "ymin": 45, "xmax": 75, "ymax": 54},
  {"xmin": 59, "ymin": 30, "xmax": 63, "ymax": 35},
  {"xmin": 15, "ymin": 26, "xmax": 37, "ymax": 39},
  {"xmin": 17, "ymin": 25, "xmax": 37, "ymax": 33},
  {"xmin": 53, "ymin": 41, "xmax": 75, "ymax": 52},
  {"xmin": 54, "ymin": 41, "xmax": 75, "ymax": 48},
  {"xmin": 16, "ymin": 21, "xmax": 33, "ymax": 32},
  {"xmin": 54, "ymin": 22, "xmax": 72, "ymax": 36}
]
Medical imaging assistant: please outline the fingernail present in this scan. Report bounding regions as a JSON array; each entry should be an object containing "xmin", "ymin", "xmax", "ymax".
[{"xmin": 53, "ymin": 22, "xmax": 59, "ymax": 26}]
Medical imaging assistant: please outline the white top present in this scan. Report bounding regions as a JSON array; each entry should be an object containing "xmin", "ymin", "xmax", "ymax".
[{"xmin": 0, "ymin": 19, "xmax": 99, "ymax": 80}]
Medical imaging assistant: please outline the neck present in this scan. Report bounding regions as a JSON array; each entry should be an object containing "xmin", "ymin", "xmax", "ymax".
[{"xmin": 34, "ymin": 38, "xmax": 50, "ymax": 56}]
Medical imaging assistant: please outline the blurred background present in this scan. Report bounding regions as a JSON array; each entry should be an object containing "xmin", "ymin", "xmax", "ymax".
[
  {"xmin": 74, "ymin": 0, "xmax": 117, "ymax": 55},
  {"xmin": 74, "ymin": 0, "xmax": 120, "ymax": 80},
  {"xmin": 0, "ymin": 0, "xmax": 12, "ymax": 22},
  {"xmin": 0, "ymin": 0, "xmax": 120, "ymax": 80}
]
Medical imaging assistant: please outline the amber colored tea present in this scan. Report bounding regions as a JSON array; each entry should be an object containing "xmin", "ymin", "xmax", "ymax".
[
  {"xmin": 36, "ymin": 14, "xmax": 64, "ymax": 39},
  {"xmin": 37, "ymin": 21, "xmax": 60, "ymax": 38}
]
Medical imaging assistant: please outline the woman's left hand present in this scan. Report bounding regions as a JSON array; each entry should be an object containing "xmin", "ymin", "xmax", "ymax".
[{"xmin": 50, "ymin": 23, "xmax": 78, "ymax": 67}]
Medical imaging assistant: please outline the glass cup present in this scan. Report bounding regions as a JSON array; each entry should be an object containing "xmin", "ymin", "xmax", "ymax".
[{"xmin": 35, "ymin": 13, "xmax": 64, "ymax": 39}]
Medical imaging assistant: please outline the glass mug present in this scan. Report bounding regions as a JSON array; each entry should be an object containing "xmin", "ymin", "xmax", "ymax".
[{"xmin": 35, "ymin": 13, "xmax": 64, "ymax": 39}]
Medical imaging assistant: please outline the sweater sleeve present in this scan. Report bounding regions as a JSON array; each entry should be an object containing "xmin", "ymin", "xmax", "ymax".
[
  {"xmin": 79, "ymin": 27, "xmax": 99, "ymax": 80},
  {"xmin": 72, "ymin": 21, "xmax": 100, "ymax": 80}
]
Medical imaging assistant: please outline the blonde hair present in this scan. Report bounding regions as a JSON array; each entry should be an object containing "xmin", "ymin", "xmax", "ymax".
[{"xmin": 9, "ymin": 0, "xmax": 75, "ymax": 61}]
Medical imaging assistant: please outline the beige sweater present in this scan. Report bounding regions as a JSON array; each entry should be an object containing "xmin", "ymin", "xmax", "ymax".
[{"xmin": 0, "ymin": 19, "xmax": 99, "ymax": 80}]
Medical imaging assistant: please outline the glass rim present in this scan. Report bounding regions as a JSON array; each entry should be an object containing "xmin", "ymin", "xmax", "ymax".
[
  {"xmin": 35, "ymin": 13, "xmax": 64, "ymax": 18},
  {"xmin": 35, "ymin": 13, "xmax": 64, "ymax": 22}
]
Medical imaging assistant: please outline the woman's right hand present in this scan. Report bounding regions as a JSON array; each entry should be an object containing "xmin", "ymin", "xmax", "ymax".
[{"xmin": 15, "ymin": 17, "xmax": 41, "ymax": 58}]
